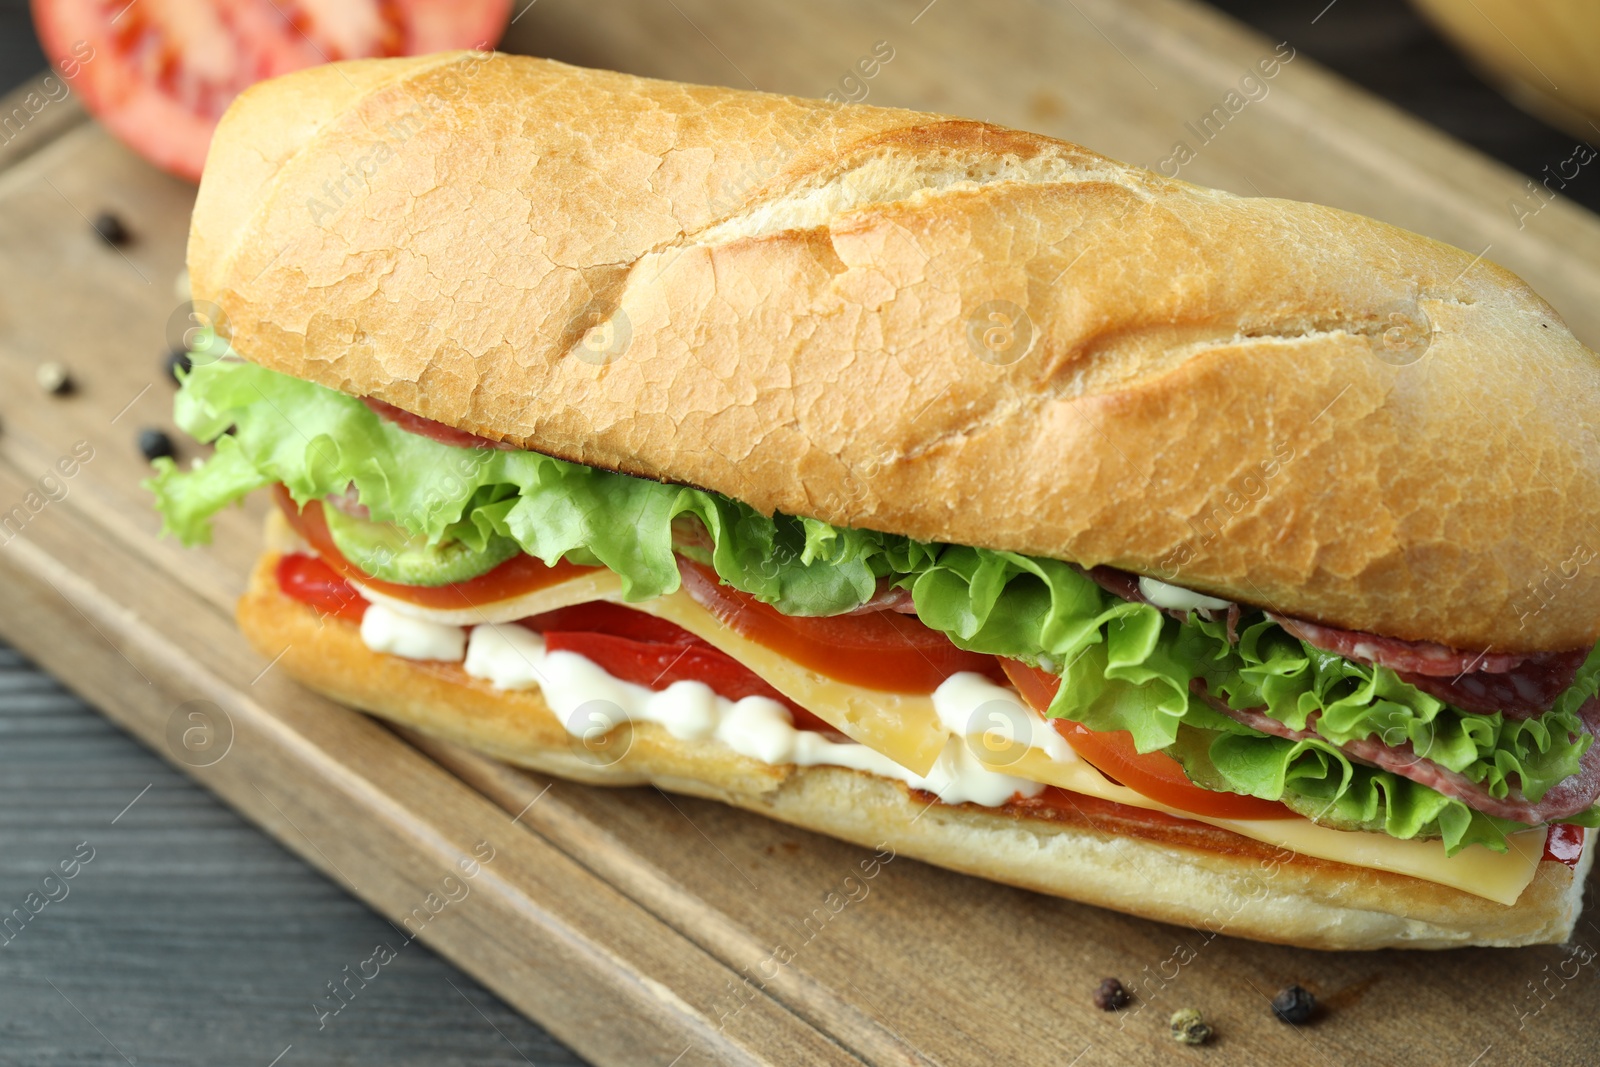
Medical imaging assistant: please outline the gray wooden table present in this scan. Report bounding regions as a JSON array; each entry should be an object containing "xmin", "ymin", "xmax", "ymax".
[
  {"xmin": 0, "ymin": 645, "xmax": 583, "ymax": 1066},
  {"xmin": 2, "ymin": 0, "xmax": 1597, "ymax": 1064}
]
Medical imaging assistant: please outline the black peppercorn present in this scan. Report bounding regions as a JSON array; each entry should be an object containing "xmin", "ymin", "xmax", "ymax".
[
  {"xmin": 166, "ymin": 348, "xmax": 193, "ymax": 383},
  {"xmin": 92, "ymin": 210, "xmax": 129, "ymax": 246},
  {"xmin": 138, "ymin": 428, "xmax": 175, "ymax": 462},
  {"xmin": 1092, "ymin": 978, "xmax": 1130, "ymax": 1011},
  {"xmin": 1271, "ymin": 984, "xmax": 1315, "ymax": 1024}
]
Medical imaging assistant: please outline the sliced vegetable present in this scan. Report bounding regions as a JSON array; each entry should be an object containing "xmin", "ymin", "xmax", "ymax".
[
  {"xmin": 1002, "ymin": 660, "xmax": 1293, "ymax": 820},
  {"xmin": 679, "ymin": 559, "xmax": 1004, "ymax": 693},
  {"xmin": 1543, "ymin": 823, "xmax": 1586, "ymax": 867},
  {"xmin": 322, "ymin": 499, "xmax": 518, "ymax": 586},
  {"xmin": 276, "ymin": 552, "xmax": 366, "ymax": 622},
  {"xmin": 30, "ymin": 0, "xmax": 512, "ymax": 180},
  {"xmin": 274, "ymin": 485, "xmax": 594, "ymax": 609}
]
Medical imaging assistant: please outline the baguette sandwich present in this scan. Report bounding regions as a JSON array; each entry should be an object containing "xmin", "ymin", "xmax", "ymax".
[{"xmin": 152, "ymin": 51, "xmax": 1600, "ymax": 950}]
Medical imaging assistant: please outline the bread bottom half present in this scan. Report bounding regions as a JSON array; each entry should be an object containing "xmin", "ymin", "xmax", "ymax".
[{"xmin": 237, "ymin": 543, "xmax": 1592, "ymax": 950}]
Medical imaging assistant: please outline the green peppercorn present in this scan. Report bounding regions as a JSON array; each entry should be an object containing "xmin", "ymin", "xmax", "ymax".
[{"xmin": 1169, "ymin": 1008, "xmax": 1214, "ymax": 1046}]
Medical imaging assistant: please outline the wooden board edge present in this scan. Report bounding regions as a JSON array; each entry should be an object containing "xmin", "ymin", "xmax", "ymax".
[{"xmin": 399, "ymin": 727, "xmax": 937, "ymax": 1067}]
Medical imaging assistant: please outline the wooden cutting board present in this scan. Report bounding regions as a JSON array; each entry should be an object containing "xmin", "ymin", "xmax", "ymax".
[{"xmin": 3, "ymin": 1, "xmax": 1598, "ymax": 1064}]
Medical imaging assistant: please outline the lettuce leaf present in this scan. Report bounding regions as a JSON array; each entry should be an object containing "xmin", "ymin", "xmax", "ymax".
[
  {"xmin": 151, "ymin": 360, "xmax": 1600, "ymax": 854},
  {"xmin": 903, "ymin": 543, "xmax": 1600, "ymax": 852},
  {"xmin": 155, "ymin": 359, "xmax": 887, "ymax": 613}
]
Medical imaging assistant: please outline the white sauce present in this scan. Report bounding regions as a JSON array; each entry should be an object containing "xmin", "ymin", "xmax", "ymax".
[
  {"xmin": 930, "ymin": 672, "xmax": 1077, "ymax": 765},
  {"xmin": 1137, "ymin": 575, "xmax": 1232, "ymax": 612},
  {"xmin": 459, "ymin": 623, "xmax": 1045, "ymax": 807},
  {"xmin": 359, "ymin": 603, "xmax": 467, "ymax": 662}
]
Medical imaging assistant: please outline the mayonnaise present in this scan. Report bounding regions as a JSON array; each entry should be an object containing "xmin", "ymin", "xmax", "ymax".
[
  {"xmin": 1137, "ymin": 575, "xmax": 1232, "ymax": 612},
  {"xmin": 460, "ymin": 623, "xmax": 1043, "ymax": 807},
  {"xmin": 359, "ymin": 604, "xmax": 467, "ymax": 662}
]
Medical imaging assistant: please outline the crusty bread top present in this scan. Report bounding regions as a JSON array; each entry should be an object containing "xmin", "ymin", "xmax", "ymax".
[{"xmin": 190, "ymin": 52, "xmax": 1600, "ymax": 651}]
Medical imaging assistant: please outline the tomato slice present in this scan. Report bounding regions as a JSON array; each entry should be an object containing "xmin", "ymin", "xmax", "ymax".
[
  {"xmin": 1000, "ymin": 660, "xmax": 1294, "ymax": 820},
  {"xmin": 363, "ymin": 397, "xmax": 515, "ymax": 450},
  {"xmin": 520, "ymin": 602, "xmax": 703, "ymax": 647},
  {"xmin": 30, "ymin": 0, "xmax": 512, "ymax": 181},
  {"xmin": 276, "ymin": 552, "xmax": 368, "ymax": 622},
  {"xmin": 273, "ymin": 484, "xmax": 591, "ymax": 610},
  {"xmin": 677, "ymin": 560, "xmax": 1005, "ymax": 693}
]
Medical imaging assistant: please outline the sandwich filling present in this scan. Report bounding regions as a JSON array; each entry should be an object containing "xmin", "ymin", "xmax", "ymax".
[{"xmin": 150, "ymin": 359, "xmax": 1600, "ymax": 874}]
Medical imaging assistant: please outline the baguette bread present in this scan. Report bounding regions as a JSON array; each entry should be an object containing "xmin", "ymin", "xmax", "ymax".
[
  {"xmin": 191, "ymin": 51, "xmax": 1600, "ymax": 652},
  {"xmin": 237, "ymin": 519, "xmax": 1591, "ymax": 950}
]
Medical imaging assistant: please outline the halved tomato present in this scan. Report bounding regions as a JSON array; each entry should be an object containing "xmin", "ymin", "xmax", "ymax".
[
  {"xmin": 273, "ymin": 484, "xmax": 588, "ymax": 610},
  {"xmin": 677, "ymin": 559, "xmax": 1006, "ymax": 693},
  {"xmin": 1000, "ymin": 660, "xmax": 1293, "ymax": 820},
  {"xmin": 30, "ymin": 0, "xmax": 512, "ymax": 180}
]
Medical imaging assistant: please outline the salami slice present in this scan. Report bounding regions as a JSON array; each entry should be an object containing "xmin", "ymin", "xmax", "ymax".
[
  {"xmin": 1076, "ymin": 565, "xmax": 1590, "ymax": 718},
  {"xmin": 1395, "ymin": 653, "xmax": 1589, "ymax": 718},
  {"xmin": 1270, "ymin": 612, "xmax": 1539, "ymax": 676},
  {"xmin": 363, "ymin": 396, "xmax": 518, "ymax": 450},
  {"xmin": 843, "ymin": 584, "xmax": 918, "ymax": 615},
  {"xmin": 1192, "ymin": 681, "xmax": 1600, "ymax": 824},
  {"xmin": 1269, "ymin": 612, "xmax": 1589, "ymax": 718}
]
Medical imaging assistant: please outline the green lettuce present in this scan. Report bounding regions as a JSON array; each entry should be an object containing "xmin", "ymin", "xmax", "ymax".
[
  {"xmin": 150, "ymin": 360, "xmax": 1600, "ymax": 854},
  {"xmin": 903, "ymin": 544, "xmax": 1600, "ymax": 852}
]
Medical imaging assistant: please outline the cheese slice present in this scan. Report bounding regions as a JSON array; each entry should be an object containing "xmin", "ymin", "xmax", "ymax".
[
  {"xmin": 995, "ymin": 738, "xmax": 1543, "ymax": 905},
  {"xmin": 352, "ymin": 568, "xmax": 625, "ymax": 626},
  {"xmin": 351, "ymin": 574, "xmax": 948, "ymax": 774},
  {"xmin": 626, "ymin": 590, "xmax": 950, "ymax": 775}
]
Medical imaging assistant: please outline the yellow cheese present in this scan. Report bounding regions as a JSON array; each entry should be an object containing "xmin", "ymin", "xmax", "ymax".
[
  {"xmin": 996, "ymin": 746, "xmax": 1543, "ymax": 905},
  {"xmin": 627, "ymin": 591, "xmax": 949, "ymax": 775},
  {"xmin": 352, "ymin": 568, "xmax": 625, "ymax": 626}
]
